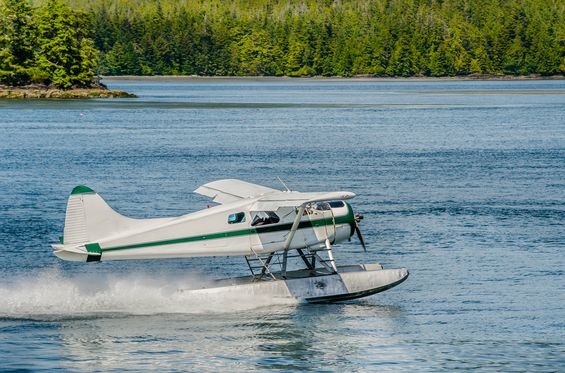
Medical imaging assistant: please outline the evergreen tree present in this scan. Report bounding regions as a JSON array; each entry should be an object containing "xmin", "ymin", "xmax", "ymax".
[
  {"xmin": 0, "ymin": 0, "xmax": 98, "ymax": 87},
  {"xmin": 36, "ymin": 0, "xmax": 97, "ymax": 87},
  {"xmin": 0, "ymin": 0, "xmax": 36, "ymax": 85}
]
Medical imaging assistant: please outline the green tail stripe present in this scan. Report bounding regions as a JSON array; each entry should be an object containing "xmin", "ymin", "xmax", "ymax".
[{"xmin": 71, "ymin": 185, "xmax": 95, "ymax": 195}]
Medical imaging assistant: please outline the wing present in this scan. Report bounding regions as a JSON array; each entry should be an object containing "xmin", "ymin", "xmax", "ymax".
[
  {"xmin": 250, "ymin": 191, "xmax": 356, "ymax": 211},
  {"xmin": 194, "ymin": 179, "xmax": 280, "ymax": 204}
]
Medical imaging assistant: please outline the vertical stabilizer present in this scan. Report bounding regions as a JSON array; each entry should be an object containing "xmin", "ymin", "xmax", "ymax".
[
  {"xmin": 62, "ymin": 186, "xmax": 92, "ymax": 244},
  {"xmin": 54, "ymin": 185, "xmax": 174, "ymax": 262},
  {"xmin": 62, "ymin": 185, "xmax": 133, "ymax": 245}
]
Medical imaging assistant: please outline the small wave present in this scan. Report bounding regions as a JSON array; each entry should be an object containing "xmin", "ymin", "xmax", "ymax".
[{"xmin": 0, "ymin": 269, "xmax": 296, "ymax": 319}]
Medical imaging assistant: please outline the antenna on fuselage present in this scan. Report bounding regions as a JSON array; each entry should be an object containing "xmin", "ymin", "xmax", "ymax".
[{"xmin": 276, "ymin": 176, "xmax": 291, "ymax": 192}]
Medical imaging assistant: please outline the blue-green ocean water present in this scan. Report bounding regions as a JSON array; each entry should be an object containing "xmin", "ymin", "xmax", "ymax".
[{"xmin": 0, "ymin": 79, "xmax": 563, "ymax": 371}]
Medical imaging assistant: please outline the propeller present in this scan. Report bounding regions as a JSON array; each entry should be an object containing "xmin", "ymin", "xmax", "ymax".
[{"xmin": 354, "ymin": 213, "xmax": 367, "ymax": 252}]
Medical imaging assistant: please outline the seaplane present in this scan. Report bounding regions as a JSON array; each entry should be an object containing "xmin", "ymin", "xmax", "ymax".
[{"xmin": 52, "ymin": 179, "xmax": 408, "ymax": 303}]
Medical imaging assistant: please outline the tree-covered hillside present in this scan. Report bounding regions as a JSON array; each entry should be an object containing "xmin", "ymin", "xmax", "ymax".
[
  {"xmin": 84, "ymin": 0, "xmax": 565, "ymax": 77},
  {"xmin": 2, "ymin": 0, "xmax": 564, "ymax": 81}
]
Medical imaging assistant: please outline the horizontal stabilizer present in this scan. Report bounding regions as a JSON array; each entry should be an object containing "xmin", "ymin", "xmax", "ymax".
[{"xmin": 51, "ymin": 244, "xmax": 100, "ymax": 262}]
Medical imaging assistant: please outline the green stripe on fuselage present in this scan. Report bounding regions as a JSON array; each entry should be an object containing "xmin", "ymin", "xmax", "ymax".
[{"xmin": 100, "ymin": 211, "xmax": 356, "ymax": 253}]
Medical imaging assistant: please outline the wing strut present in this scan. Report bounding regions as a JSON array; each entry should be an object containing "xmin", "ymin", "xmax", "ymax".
[
  {"xmin": 281, "ymin": 204, "xmax": 307, "ymax": 278},
  {"xmin": 283, "ymin": 205, "xmax": 306, "ymax": 251}
]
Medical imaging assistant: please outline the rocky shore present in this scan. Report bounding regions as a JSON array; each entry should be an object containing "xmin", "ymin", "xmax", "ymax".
[{"xmin": 0, "ymin": 85, "xmax": 135, "ymax": 99}]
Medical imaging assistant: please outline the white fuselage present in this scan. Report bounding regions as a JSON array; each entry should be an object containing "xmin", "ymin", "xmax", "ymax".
[{"xmin": 70, "ymin": 198, "xmax": 355, "ymax": 261}]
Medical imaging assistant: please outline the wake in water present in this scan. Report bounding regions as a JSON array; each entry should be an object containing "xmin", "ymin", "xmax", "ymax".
[{"xmin": 0, "ymin": 269, "xmax": 296, "ymax": 319}]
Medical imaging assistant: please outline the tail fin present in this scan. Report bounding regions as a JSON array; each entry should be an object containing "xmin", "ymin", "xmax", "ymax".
[
  {"xmin": 54, "ymin": 185, "xmax": 173, "ymax": 262},
  {"xmin": 62, "ymin": 185, "xmax": 133, "ymax": 245}
]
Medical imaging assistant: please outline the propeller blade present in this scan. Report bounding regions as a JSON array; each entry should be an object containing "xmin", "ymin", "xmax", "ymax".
[{"xmin": 355, "ymin": 224, "xmax": 367, "ymax": 252}]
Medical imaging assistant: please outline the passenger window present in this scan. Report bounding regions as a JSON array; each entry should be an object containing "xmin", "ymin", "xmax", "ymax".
[
  {"xmin": 251, "ymin": 211, "xmax": 280, "ymax": 226},
  {"xmin": 228, "ymin": 212, "xmax": 246, "ymax": 224}
]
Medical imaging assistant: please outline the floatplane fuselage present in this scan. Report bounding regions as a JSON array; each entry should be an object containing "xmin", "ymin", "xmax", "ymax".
[{"xmin": 52, "ymin": 179, "xmax": 408, "ymax": 302}]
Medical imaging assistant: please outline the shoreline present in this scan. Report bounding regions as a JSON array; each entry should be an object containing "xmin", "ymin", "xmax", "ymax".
[
  {"xmin": 0, "ymin": 86, "xmax": 136, "ymax": 99},
  {"xmin": 102, "ymin": 74, "xmax": 565, "ymax": 82},
  {"xmin": 3, "ymin": 74, "xmax": 563, "ymax": 99}
]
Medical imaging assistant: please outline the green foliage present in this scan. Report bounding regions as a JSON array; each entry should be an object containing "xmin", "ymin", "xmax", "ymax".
[
  {"xmin": 36, "ymin": 0, "xmax": 97, "ymax": 87},
  {"xmin": 82, "ymin": 0, "xmax": 565, "ymax": 77},
  {"xmin": 0, "ymin": 0, "xmax": 97, "ymax": 87},
  {"xmin": 0, "ymin": 0, "xmax": 36, "ymax": 85},
  {"xmin": 3, "ymin": 0, "xmax": 563, "ymax": 79}
]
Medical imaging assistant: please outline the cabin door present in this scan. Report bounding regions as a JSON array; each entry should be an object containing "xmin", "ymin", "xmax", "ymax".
[
  {"xmin": 248, "ymin": 210, "xmax": 285, "ymax": 254},
  {"xmin": 307, "ymin": 203, "xmax": 336, "ymax": 245}
]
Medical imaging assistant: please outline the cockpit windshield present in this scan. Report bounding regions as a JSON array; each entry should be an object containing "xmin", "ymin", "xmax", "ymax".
[
  {"xmin": 328, "ymin": 201, "xmax": 345, "ymax": 208},
  {"xmin": 251, "ymin": 211, "xmax": 280, "ymax": 226}
]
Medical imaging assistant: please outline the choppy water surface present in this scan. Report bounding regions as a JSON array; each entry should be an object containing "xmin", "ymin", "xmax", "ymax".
[{"xmin": 0, "ymin": 78, "xmax": 563, "ymax": 371}]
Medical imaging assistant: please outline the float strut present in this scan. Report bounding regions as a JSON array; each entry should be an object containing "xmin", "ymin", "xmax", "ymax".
[
  {"xmin": 260, "ymin": 252, "xmax": 275, "ymax": 277},
  {"xmin": 325, "ymin": 239, "xmax": 338, "ymax": 272},
  {"xmin": 296, "ymin": 248, "xmax": 315, "ymax": 270},
  {"xmin": 282, "ymin": 249, "xmax": 288, "ymax": 278}
]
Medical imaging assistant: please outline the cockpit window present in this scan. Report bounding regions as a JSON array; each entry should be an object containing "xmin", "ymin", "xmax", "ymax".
[
  {"xmin": 329, "ymin": 201, "xmax": 345, "ymax": 208},
  {"xmin": 228, "ymin": 212, "xmax": 246, "ymax": 224},
  {"xmin": 314, "ymin": 202, "xmax": 331, "ymax": 211},
  {"xmin": 251, "ymin": 211, "xmax": 280, "ymax": 226}
]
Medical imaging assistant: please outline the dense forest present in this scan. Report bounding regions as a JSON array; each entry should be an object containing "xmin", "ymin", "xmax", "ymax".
[
  {"xmin": 83, "ymin": 0, "xmax": 565, "ymax": 77},
  {"xmin": 1, "ymin": 0, "xmax": 565, "ymax": 83}
]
